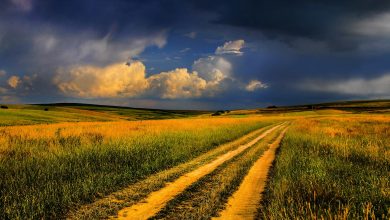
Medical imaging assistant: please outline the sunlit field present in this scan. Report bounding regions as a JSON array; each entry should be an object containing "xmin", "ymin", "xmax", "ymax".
[
  {"xmin": 0, "ymin": 116, "xmax": 279, "ymax": 219},
  {"xmin": 261, "ymin": 115, "xmax": 390, "ymax": 219},
  {"xmin": 0, "ymin": 102, "xmax": 389, "ymax": 219}
]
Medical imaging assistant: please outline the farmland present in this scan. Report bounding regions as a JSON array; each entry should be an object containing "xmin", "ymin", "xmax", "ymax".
[{"xmin": 0, "ymin": 101, "xmax": 389, "ymax": 219}]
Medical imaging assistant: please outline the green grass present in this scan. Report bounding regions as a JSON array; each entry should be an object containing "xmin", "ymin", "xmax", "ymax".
[
  {"xmin": 0, "ymin": 118, "xmax": 275, "ymax": 219},
  {"xmin": 151, "ymin": 126, "xmax": 282, "ymax": 220},
  {"xmin": 0, "ymin": 103, "xmax": 211, "ymax": 126},
  {"xmin": 67, "ymin": 124, "xmax": 275, "ymax": 219},
  {"xmin": 0, "ymin": 108, "xmax": 115, "ymax": 126},
  {"xmin": 260, "ymin": 116, "xmax": 390, "ymax": 219},
  {"xmin": 37, "ymin": 103, "xmax": 210, "ymax": 120}
]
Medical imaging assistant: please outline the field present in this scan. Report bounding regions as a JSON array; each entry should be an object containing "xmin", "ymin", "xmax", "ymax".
[{"xmin": 0, "ymin": 101, "xmax": 389, "ymax": 219}]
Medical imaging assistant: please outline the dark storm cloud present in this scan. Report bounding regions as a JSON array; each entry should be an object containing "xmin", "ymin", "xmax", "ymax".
[
  {"xmin": 1, "ymin": 0, "xmax": 390, "ymax": 107},
  {"xmin": 194, "ymin": 0, "xmax": 390, "ymax": 50}
]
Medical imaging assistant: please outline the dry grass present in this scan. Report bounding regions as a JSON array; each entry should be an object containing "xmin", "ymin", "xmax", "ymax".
[
  {"xmin": 260, "ymin": 115, "xmax": 390, "ymax": 219},
  {"xmin": 0, "ymin": 116, "xmax": 281, "ymax": 219}
]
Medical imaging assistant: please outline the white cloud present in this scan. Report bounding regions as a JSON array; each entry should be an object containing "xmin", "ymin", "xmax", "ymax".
[
  {"xmin": 54, "ymin": 53, "xmax": 236, "ymax": 100},
  {"xmin": 300, "ymin": 73, "xmax": 390, "ymax": 96},
  {"xmin": 215, "ymin": 39, "xmax": 245, "ymax": 55},
  {"xmin": 180, "ymin": 48, "xmax": 191, "ymax": 53},
  {"xmin": 60, "ymin": 31, "xmax": 167, "ymax": 65},
  {"xmin": 34, "ymin": 34, "xmax": 58, "ymax": 52},
  {"xmin": 349, "ymin": 13, "xmax": 390, "ymax": 37},
  {"xmin": 53, "ymin": 38, "xmax": 265, "ymax": 99},
  {"xmin": 148, "ymin": 68, "xmax": 207, "ymax": 99},
  {"xmin": 193, "ymin": 56, "xmax": 231, "ymax": 82},
  {"xmin": 7, "ymin": 76, "xmax": 21, "ymax": 88},
  {"xmin": 245, "ymin": 80, "xmax": 268, "ymax": 91}
]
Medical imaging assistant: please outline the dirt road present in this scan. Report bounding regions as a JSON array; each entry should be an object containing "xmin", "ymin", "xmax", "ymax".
[
  {"xmin": 115, "ymin": 124, "xmax": 282, "ymax": 220},
  {"xmin": 213, "ymin": 127, "xmax": 288, "ymax": 220}
]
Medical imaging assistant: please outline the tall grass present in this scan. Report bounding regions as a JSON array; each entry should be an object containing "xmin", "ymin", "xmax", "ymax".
[
  {"xmin": 260, "ymin": 116, "xmax": 390, "ymax": 219},
  {"xmin": 0, "ymin": 117, "xmax": 275, "ymax": 219}
]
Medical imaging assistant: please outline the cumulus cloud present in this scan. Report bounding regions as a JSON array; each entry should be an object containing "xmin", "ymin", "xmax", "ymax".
[
  {"xmin": 54, "ymin": 61, "xmax": 148, "ymax": 98},
  {"xmin": 54, "ymin": 55, "xmax": 235, "ymax": 99},
  {"xmin": 7, "ymin": 76, "xmax": 21, "ymax": 88},
  {"xmin": 245, "ymin": 80, "xmax": 268, "ymax": 91},
  {"xmin": 300, "ymin": 74, "xmax": 390, "ymax": 96},
  {"xmin": 193, "ymin": 56, "xmax": 231, "ymax": 82},
  {"xmin": 148, "ymin": 68, "xmax": 207, "ymax": 99},
  {"xmin": 53, "ymin": 39, "xmax": 268, "ymax": 100},
  {"xmin": 215, "ymin": 39, "xmax": 245, "ymax": 55}
]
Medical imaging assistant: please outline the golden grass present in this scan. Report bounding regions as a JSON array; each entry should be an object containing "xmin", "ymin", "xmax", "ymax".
[{"xmin": 0, "ymin": 115, "xmax": 283, "ymax": 219}]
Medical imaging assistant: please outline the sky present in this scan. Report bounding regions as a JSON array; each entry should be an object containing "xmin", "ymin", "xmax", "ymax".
[{"xmin": 0, "ymin": 0, "xmax": 390, "ymax": 110}]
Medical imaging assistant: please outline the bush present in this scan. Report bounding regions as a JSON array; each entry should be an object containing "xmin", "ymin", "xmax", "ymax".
[
  {"xmin": 1, "ymin": 105, "xmax": 8, "ymax": 109},
  {"xmin": 211, "ymin": 110, "xmax": 225, "ymax": 116}
]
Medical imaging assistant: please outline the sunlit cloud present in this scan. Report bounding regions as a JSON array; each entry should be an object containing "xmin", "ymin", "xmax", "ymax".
[
  {"xmin": 7, "ymin": 76, "xmax": 21, "ymax": 88},
  {"xmin": 148, "ymin": 68, "xmax": 207, "ymax": 99},
  {"xmin": 54, "ymin": 61, "xmax": 149, "ymax": 98},
  {"xmin": 53, "ymin": 39, "xmax": 268, "ymax": 100},
  {"xmin": 54, "ymin": 59, "xmax": 233, "ymax": 99},
  {"xmin": 215, "ymin": 40, "xmax": 245, "ymax": 55},
  {"xmin": 245, "ymin": 80, "xmax": 268, "ymax": 91}
]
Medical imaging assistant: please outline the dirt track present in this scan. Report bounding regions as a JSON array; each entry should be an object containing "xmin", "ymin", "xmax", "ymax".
[
  {"xmin": 213, "ymin": 126, "xmax": 288, "ymax": 220},
  {"xmin": 115, "ymin": 124, "xmax": 282, "ymax": 220}
]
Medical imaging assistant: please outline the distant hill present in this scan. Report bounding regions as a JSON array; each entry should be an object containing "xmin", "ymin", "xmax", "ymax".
[
  {"xmin": 0, "ymin": 100, "xmax": 388, "ymax": 126},
  {"xmin": 0, "ymin": 103, "xmax": 211, "ymax": 126},
  {"xmin": 226, "ymin": 99, "xmax": 390, "ymax": 116}
]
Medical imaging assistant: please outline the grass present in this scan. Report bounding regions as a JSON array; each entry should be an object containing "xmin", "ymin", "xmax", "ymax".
[
  {"xmin": 67, "ymin": 124, "xmax": 275, "ymax": 219},
  {"xmin": 0, "ymin": 116, "xmax": 278, "ymax": 219},
  {"xmin": 0, "ymin": 100, "xmax": 389, "ymax": 219},
  {"xmin": 0, "ymin": 103, "xmax": 211, "ymax": 126},
  {"xmin": 151, "ymin": 125, "xmax": 284, "ymax": 219},
  {"xmin": 260, "ymin": 115, "xmax": 390, "ymax": 219}
]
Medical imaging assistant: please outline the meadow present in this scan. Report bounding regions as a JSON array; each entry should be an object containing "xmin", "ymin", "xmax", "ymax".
[
  {"xmin": 0, "ymin": 101, "xmax": 389, "ymax": 219},
  {"xmin": 0, "ymin": 116, "xmax": 279, "ymax": 219},
  {"xmin": 260, "ymin": 115, "xmax": 390, "ymax": 219}
]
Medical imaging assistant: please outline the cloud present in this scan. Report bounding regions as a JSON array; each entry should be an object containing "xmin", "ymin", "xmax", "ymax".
[
  {"xmin": 245, "ymin": 80, "xmax": 268, "ymax": 91},
  {"xmin": 180, "ymin": 48, "xmax": 191, "ymax": 53},
  {"xmin": 7, "ymin": 76, "xmax": 21, "ymax": 88},
  {"xmin": 54, "ymin": 43, "xmax": 239, "ymax": 100},
  {"xmin": 148, "ymin": 68, "xmax": 207, "ymax": 99},
  {"xmin": 215, "ymin": 40, "xmax": 245, "ymax": 55},
  {"xmin": 11, "ymin": 0, "xmax": 33, "ymax": 12},
  {"xmin": 54, "ymin": 57, "xmax": 233, "ymax": 99},
  {"xmin": 300, "ymin": 73, "xmax": 390, "ymax": 96},
  {"xmin": 184, "ymin": 32, "xmax": 197, "ymax": 39},
  {"xmin": 53, "ymin": 61, "xmax": 148, "ymax": 98},
  {"xmin": 193, "ymin": 56, "xmax": 231, "ymax": 82},
  {"xmin": 0, "ymin": 70, "xmax": 6, "ymax": 77},
  {"xmin": 0, "ymin": 87, "xmax": 7, "ymax": 93},
  {"xmin": 349, "ymin": 13, "xmax": 390, "ymax": 38}
]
